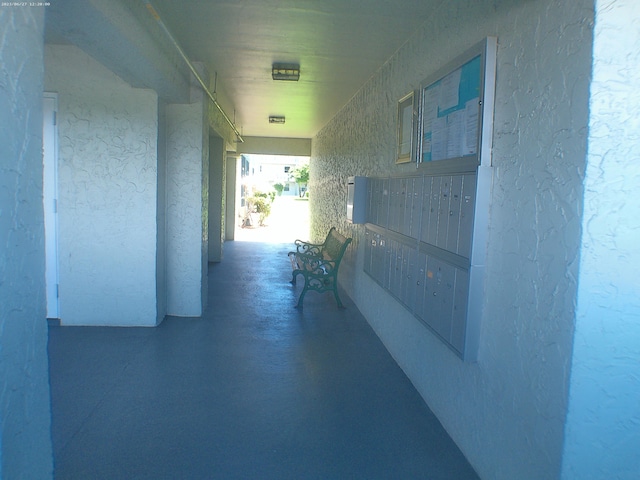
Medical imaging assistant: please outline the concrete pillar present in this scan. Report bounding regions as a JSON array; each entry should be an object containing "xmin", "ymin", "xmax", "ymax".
[
  {"xmin": 208, "ymin": 136, "xmax": 225, "ymax": 261},
  {"xmin": 166, "ymin": 92, "xmax": 209, "ymax": 316},
  {"xmin": 225, "ymin": 155, "xmax": 239, "ymax": 241}
]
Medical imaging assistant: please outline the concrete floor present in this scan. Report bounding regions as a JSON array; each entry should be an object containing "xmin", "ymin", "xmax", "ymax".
[{"xmin": 48, "ymin": 240, "xmax": 479, "ymax": 479}]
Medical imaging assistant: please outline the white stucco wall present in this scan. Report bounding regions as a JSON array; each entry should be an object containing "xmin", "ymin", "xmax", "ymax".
[
  {"xmin": 0, "ymin": 8, "xmax": 53, "ymax": 478},
  {"xmin": 44, "ymin": 45, "xmax": 160, "ymax": 326},
  {"xmin": 561, "ymin": 1, "xmax": 640, "ymax": 479},
  {"xmin": 156, "ymin": 100, "xmax": 168, "ymax": 323},
  {"xmin": 312, "ymin": 1, "xmax": 592, "ymax": 478},
  {"xmin": 224, "ymin": 156, "xmax": 238, "ymax": 241},
  {"xmin": 209, "ymin": 135, "xmax": 225, "ymax": 262},
  {"xmin": 166, "ymin": 96, "xmax": 209, "ymax": 316}
]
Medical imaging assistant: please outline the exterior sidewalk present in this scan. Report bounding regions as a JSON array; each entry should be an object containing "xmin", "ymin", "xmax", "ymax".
[{"xmin": 235, "ymin": 195, "xmax": 310, "ymax": 243}]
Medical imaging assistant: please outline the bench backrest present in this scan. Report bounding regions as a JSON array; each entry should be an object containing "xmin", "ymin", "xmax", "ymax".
[{"xmin": 321, "ymin": 228, "xmax": 352, "ymax": 263}]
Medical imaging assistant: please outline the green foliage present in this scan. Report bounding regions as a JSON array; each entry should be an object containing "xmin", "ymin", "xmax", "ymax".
[
  {"xmin": 291, "ymin": 163, "xmax": 310, "ymax": 184},
  {"xmin": 247, "ymin": 190, "xmax": 275, "ymax": 225},
  {"xmin": 290, "ymin": 163, "xmax": 310, "ymax": 197},
  {"xmin": 273, "ymin": 183, "xmax": 284, "ymax": 195}
]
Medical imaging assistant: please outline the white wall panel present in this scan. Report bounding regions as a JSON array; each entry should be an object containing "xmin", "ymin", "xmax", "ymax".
[
  {"xmin": 0, "ymin": 9, "xmax": 54, "ymax": 477},
  {"xmin": 562, "ymin": 1, "xmax": 640, "ymax": 478},
  {"xmin": 311, "ymin": 0, "xmax": 594, "ymax": 478},
  {"xmin": 45, "ymin": 45, "xmax": 159, "ymax": 326}
]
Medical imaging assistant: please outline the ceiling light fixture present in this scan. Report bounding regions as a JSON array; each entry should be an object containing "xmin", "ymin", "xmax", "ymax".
[
  {"xmin": 269, "ymin": 116, "xmax": 286, "ymax": 124},
  {"xmin": 272, "ymin": 63, "xmax": 300, "ymax": 81}
]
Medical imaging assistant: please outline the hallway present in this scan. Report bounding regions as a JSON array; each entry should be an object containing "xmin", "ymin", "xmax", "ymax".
[{"xmin": 48, "ymin": 241, "xmax": 479, "ymax": 479}]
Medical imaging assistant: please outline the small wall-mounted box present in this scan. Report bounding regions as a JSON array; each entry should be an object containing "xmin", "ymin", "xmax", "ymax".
[{"xmin": 347, "ymin": 176, "xmax": 368, "ymax": 224}]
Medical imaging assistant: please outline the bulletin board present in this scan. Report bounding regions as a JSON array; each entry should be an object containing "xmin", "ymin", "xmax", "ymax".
[{"xmin": 419, "ymin": 37, "xmax": 497, "ymax": 166}]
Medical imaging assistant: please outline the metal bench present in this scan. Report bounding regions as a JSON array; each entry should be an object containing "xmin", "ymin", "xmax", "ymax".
[{"xmin": 288, "ymin": 227, "xmax": 352, "ymax": 308}]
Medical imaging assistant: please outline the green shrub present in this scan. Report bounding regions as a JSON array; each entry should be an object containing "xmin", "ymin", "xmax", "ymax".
[{"xmin": 247, "ymin": 190, "xmax": 275, "ymax": 225}]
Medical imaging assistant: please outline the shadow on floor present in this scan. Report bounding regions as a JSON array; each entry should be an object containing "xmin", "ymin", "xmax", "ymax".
[{"xmin": 48, "ymin": 241, "xmax": 479, "ymax": 479}]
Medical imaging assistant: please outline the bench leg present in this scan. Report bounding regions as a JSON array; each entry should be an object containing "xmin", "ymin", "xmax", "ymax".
[
  {"xmin": 294, "ymin": 277, "xmax": 345, "ymax": 309},
  {"xmin": 333, "ymin": 287, "xmax": 345, "ymax": 309},
  {"xmin": 295, "ymin": 285, "xmax": 308, "ymax": 308}
]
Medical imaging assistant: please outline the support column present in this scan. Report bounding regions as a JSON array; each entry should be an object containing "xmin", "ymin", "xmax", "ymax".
[
  {"xmin": 166, "ymin": 89, "xmax": 209, "ymax": 316},
  {"xmin": 208, "ymin": 135, "xmax": 225, "ymax": 261},
  {"xmin": 225, "ymin": 155, "xmax": 239, "ymax": 241}
]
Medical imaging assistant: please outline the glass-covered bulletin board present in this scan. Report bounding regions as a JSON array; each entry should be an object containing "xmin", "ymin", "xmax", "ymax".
[{"xmin": 419, "ymin": 37, "xmax": 497, "ymax": 166}]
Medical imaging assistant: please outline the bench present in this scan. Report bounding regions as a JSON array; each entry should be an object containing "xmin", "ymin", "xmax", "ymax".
[{"xmin": 288, "ymin": 227, "xmax": 352, "ymax": 308}]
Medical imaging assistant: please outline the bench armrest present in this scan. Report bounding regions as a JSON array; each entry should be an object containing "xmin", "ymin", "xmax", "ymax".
[
  {"xmin": 293, "ymin": 239, "xmax": 324, "ymax": 256},
  {"xmin": 289, "ymin": 251, "xmax": 337, "ymax": 275}
]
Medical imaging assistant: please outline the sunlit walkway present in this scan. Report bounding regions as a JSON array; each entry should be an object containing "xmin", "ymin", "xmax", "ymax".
[
  {"xmin": 48, "ymin": 238, "xmax": 479, "ymax": 479},
  {"xmin": 235, "ymin": 195, "xmax": 310, "ymax": 243}
]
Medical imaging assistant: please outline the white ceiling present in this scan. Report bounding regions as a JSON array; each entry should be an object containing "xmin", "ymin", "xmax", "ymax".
[{"xmin": 149, "ymin": 0, "xmax": 437, "ymax": 139}]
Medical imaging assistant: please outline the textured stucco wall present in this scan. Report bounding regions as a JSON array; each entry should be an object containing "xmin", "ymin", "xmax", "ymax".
[
  {"xmin": 166, "ymin": 96, "xmax": 209, "ymax": 316},
  {"xmin": 562, "ymin": 1, "xmax": 640, "ymax": 478},
  {"xmin": 311, "ymin": 1, "xmax": 592, "ymax": 478},
  {"xmin": 0, "ymin": 8, "xmax": 53, "ymax": 478},
  {"xmin": 46, "ymin": 0, "xmax": 191, "ymax": 103},
  {"xmin": 44, "ymin": 45, "xmax": 159, "ymax": 326},
  {"xmin": 224, "ymin": 156, "xmax": 238, "ymax": 241},
  {"xmin": 156, "ymin": 99, "xmax": 168, "ymax": 323},
  {"xmin": 206, "ymin": 84, "xmax": 239, "ymax": 151},
  {"xmin": 208, "ymin": 136, "xmax": 225, "ymax": 262}
]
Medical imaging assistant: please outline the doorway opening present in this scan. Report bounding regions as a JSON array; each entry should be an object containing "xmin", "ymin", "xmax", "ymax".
[{"xmin": 234, "ymin": 154, "xmax": 310, "ymax": 243}]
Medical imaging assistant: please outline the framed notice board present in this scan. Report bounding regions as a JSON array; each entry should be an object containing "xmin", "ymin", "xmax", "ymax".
[
  {"xmin": 419, "ymin": 37, "xmax": 497, "ymax": 166},
  {"xmin": 396, "ymin": 91, "xmax": 416, "ymax": 164}
]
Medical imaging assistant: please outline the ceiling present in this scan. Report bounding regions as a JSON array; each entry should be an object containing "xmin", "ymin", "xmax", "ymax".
[{"xmin": 148, "ymin": 0, "xmax": 437, "ymax": 139}]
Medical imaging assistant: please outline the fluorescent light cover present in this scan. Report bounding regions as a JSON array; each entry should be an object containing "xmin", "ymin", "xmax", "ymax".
[{"xmin": 272, "ymin": 63, "xmax": 300, "ymax": 81}]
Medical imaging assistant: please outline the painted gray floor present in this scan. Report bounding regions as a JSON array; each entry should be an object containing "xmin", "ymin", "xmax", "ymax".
[{"xmin": 49, "ymin": 240, "xmax": 479, "ymax": 479}]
